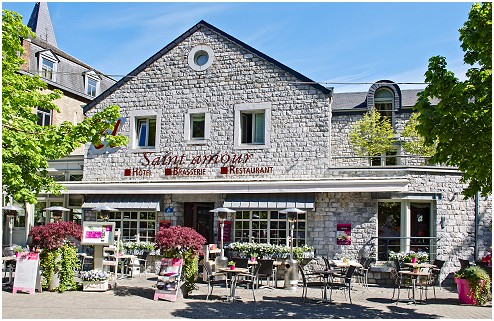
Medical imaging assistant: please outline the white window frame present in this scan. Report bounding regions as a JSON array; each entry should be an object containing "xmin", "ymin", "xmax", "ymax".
[
  {"xmin": 374, "ymin": 88, "xmax": 394, "ymax": 126},
  {"xmin": 84, "ymin": 71, "xmax": 101, "ymax": 97},
  {"xmin": 184, "ymin": 108, "xmax": 210, "ymax": 144},
  {"xmin": 234, "ymin": 102, "xmax": 271, "ymax": 150},
  {"xmin": 37, "ymin": 50, "xmax": 58, "ymax": 82},
  {"xmin": 37, "ymin": 107, "xmax": 52, "ymax": 126},
  {"xmin": 129, "ymin": 110, "xmax": 161, "ymax": 152}
]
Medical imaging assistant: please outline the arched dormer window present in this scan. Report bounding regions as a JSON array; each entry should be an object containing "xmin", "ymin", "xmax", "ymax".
[{"xmin": 374, "ymin": 88, "xmax": 394, "ymax": 121}]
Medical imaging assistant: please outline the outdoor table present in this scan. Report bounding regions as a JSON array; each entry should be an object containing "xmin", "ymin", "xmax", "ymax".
[
  {"xmin": 218, "ymin": 267, "xmax": 250, "ymax": 302},
  {"xmin": 403, "ymin": 263, "xmax": 437, "ymax": 269},
  {"xmin": 397, "ymin": 270, "xmax": 431, "ymax": 304},
  {"xmin": 329, "ymin": 259, "xmax": 363, "ymax": 268},
  {"xmin": 313, "ymin": 269, "xmax": 339, "ymax": 304}
]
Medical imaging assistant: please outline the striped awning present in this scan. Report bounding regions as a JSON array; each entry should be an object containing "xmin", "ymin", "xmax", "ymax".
[
  {"xmin": 82, "ymin": 194, "xmax": 161, "ymax": 211},
  {"xmin": 223, "ymin": 193, "xmax": 315, "ymax": 210}
]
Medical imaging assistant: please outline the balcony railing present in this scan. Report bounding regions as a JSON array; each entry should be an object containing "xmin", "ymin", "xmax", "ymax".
[{"xmin": 369, "ymin": 236, "xmax": 440, "ymax": 263}]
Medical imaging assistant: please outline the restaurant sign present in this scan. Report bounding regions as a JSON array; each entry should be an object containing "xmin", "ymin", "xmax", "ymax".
[
  {"xmin": 124, "ymin": 152, "xmax": 273, "ymax": 177},
  {"xmin": 336, "ymin": 223, "xmax": 352, "ymax": 245}
]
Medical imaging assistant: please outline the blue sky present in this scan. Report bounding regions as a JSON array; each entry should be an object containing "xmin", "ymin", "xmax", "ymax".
[{"xmin": 2, "ymin": 1, "xmax": 473, "ymax": 92}]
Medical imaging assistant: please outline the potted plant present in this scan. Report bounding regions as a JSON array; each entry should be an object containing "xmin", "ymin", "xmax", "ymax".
[
  {"xmin": 454, "ymin": 266, "xmax": 491, "ymax": 306},
  {"xmin": 80, "ymin": 270, "xmax": 109, "ymax": 292},
  {"xmin": 154, "ymin": 225, "xmax": 206, "ymax": 297},
  {"xmin": 29, "ymin": 222, "xmax": 82, "ymax": 292},
  {"xmin": 228, "ymin": 261, "xmax": 236, "ymax": 270}
]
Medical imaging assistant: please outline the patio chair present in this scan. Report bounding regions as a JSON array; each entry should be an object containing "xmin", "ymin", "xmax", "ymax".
[
  {"xmin": 203, "ymin": 261, "xmax": 227, "ymax": 300},
  {"xmin": 256, "ymin": 259, "xmax": 276, "ymax": 289},
  {"xmin": 135, "ymin": 251, "xmax": 151, "ymax": 278},
  {"xmin": 416, "ymin": 268, "xmax": 439, "ymax": 302},
  {"xmin": 391, "ymin": 258, "xmax": 412, "ymax": 301},
  {"xmin": 298, "ymin": 265, "xmax": 325, "ymax": 302},
  {"xmin": 327, "ymin": 265, "xmax": 357, "ymax": 304},
  {"xmin": 354, "ymin": 257, "xmax": 373, "ymax": 290},
  {"xmin": 232, "ymin": 257, "xmax": 249, "ymax": 268},
  {"xmin": 235, "ymin": 264, "xmax": 258, "ymax": 302},
  {"xmin": 431, "ymin": 259, "xmax": 445, "ymax": 289}
]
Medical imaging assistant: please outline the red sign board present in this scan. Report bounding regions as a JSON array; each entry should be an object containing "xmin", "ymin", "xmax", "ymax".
[
  {"xmin": 218, "ymin": 221, "xmax": 232, "ymax": 242},
  {"xmin": 337, "ymin": 223, "xmax": 352, "ymax": 245}
]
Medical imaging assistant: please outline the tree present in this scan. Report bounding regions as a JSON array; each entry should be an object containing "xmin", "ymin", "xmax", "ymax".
[
  {"xmin": 401, "ymin": 112, "xmax": 437, "ymax": 157},
  {"xmin": 414, "ymin": 3, "xmax": 492, "ymax": 198},
  {"xmin": 349, "ymin": 107, "xmax": 395, "ymax": 164},
  {"xmin": 2, "ymin": 10, "xmax": 128, "ymax": 204}
]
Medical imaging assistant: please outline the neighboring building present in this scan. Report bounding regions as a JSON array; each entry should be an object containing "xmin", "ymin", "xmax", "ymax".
[
  {"xmin": 3, "ymin": 2, "xmax": 116, "ymax": 246},
  {"xmin": 56, "ymin": 20, "xmax": 489, "ymax": 284}
]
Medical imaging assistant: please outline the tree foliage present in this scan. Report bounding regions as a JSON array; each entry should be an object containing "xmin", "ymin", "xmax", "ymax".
[
  {"xmin": 2, "ymin": 10, "xmax": 128, "ymax": 204},
  {"xmin": 401, "ymin": 113, "xmax": 437, "ymax": 157},
  {"xmin": 349, "ymin": 107, "xmax": 395, "ymax": 162},
  {"xmin": 414, "ymin": 3, "xmax": 492, "ymax": 198}
]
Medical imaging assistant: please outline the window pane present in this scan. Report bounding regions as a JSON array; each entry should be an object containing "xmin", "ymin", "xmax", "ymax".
[
  {"xmin": 137, "ymin": 120, "xmax": 147, "ymax": 147},
  {"xmin": 241, "ymin": 113, "xmax": 252, "ymax": 143},
  {"xmin": 148, "ymin": 119, "xmax": 156, "ymax": 146},
  {"xmin": 254, "ymin": 112, "xmax": 265, "ymax": 143},
  {"xmin": 191, "ymin": 114, "xmax": 205, "ymax": 139},
  {"xmin": 377, "ymin": 202, "xmax": 401, "ymax": 261}
]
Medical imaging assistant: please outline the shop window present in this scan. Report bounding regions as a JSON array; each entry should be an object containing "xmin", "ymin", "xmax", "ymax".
[
  {"xmin": 184, "ymin": 109, "xmax": 210, "ymax": 143},
  {"xmin": 106, "ymin": 211, "xmax": 156, "ymax": 242},
  {"xmin": 377, "ymin": 201, "xmax": 434, "ymax": 261},
  {"xmin": 37, "ymin": 108, "xmax": 52, "ymax": 126},
  {"xmin": 234, "ymin": 102, "xmax": 271, "ymax": 149},
  {"xmin": 233, "ymin": 210, "xmax": 307, "ymax": 246}
]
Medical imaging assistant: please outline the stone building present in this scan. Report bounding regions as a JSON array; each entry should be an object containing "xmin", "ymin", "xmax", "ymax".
[
  {"xmin": 57, "ymin": 20, "xmax": 492, "ymax": 285},
  {"xmin": 3, "ymin": 2, "xmax": 116, "ymax": 246}
]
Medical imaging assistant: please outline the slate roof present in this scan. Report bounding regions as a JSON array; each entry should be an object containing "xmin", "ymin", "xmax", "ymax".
[
  {"xmin": 84, "ymin": 20, "xmax": 331, "ymax": 114},
  {"xmin": 28, "ymin": 2, "xmax": 57, "ymax": 48},
  {"xmin": 332, "ymin": 88, "xmax": 440, "ymax": 110}
]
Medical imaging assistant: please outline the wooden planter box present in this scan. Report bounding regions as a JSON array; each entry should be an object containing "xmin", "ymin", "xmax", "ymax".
[{"xmin": 82, "ymin": 280, "xmax": 109, "ymax": 292}]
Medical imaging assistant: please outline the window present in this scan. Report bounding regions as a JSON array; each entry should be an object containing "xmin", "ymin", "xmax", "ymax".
[
  {"xmin": 377, "ymin": 201, "xmax": 434, "ymax": 261},
  {"xmin": 37, "ymin": 50, "xmax": 58, "ymax": 81},
  {"xmin": 371, "ymin": 148, "xmax": 399, "ymax": 166},
  {"xmin": 184, "ymin": 109, "xmax": 210, "ymax": 143},
  {"xmin": 41, "ymin": 58, "xmax": 54, "ymax": 79},
  {"xmin": 374, "ymin": 88, "xmax": 394, "ymax": 123},
  {"xmin": 136, "ymin": 118, "xmax": 156, "ymax": 148},
  {"xmin": 187, "ymin": 45, "xmax": 214, "ymax": 71},
  {"xmin": 234, "ymin": 210, "xmax": 307, "ymax": 246},
  {"xmin": 37, "ymin": 108, "xmax": 52, "ymax": 126},
  {"xmin": 234, "ymin": 102, "xmax": 271, "ymax": 149},
  {"xmin": 84, "ymin": 71, "xmax": 100, "ymax": 97},
  {"xmin": 107, "ymin": 211, "xmax": 156, "ymax": 242},
  {"xmin": 129, "ymin": 110, "xmax": 161, "ymax": 152}
]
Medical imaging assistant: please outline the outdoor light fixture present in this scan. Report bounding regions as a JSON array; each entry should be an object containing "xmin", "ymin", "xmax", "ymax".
[
  {"xmin": 2, "ymin": 205, "xmax": 23, "ymax": 247},
  {"xmin": 210, "ymin": 207, "xmax": 235, "ymax": 269},
  {"xmin": 44, "ymin": 206, "xmax": 70, "ymax": 222},
  {"xmin": 280, "ymin": 208, "xmax": 306, "ymax": 260},
  {"xmin": 440, "ymin": 216, "xmax": 446, "ymax": 229}
]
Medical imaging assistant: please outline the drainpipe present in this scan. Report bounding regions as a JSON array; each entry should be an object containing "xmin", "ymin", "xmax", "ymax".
[
  {"xmin": 474, "ymin": 192, "xmax": 479, "ymax": 260},
  {"xmin": 327, "ymin": 88, "xmax": 333, "ymax": 168}
]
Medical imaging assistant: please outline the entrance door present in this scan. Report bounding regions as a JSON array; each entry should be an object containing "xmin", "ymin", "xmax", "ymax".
[
  {"xmin": 410, "ymin": 203, "xmax": 431, "ymax": 253},
  {"xmin": 184, "ymin": 203, "xmax": 214, "ymax": 243}
]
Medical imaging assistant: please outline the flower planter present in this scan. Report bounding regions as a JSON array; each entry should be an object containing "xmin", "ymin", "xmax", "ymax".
[
  {"xmin": 455, "ymin": 278, "xmax": 478, "ymax": 305},
  {"xmin": 229, "ymin": 266, "xmax": 236, "ymax": 270},
  {"xmin": 82, "ymin": 280, "xmax": 109, "ymax": 292}
]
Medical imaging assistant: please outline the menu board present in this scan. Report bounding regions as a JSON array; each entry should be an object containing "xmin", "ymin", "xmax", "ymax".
[
  {"xmin": 218, "ymin": 221, "xmax": 232, "ymax": 242},
  {"xmin": 81, "ymin": 222, "xmax": 116, "ymax": 245},
  {"xmin": 336, "ymin": 223, "xmax": 352, "ymax": 245},
  {"xmin": 13, "ymin": 252, "xmax": 42, "ymax": 295}
]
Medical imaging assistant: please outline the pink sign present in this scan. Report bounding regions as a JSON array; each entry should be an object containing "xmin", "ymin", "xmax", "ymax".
[
  {"xmin": 337, "ymin": 223, "xmax": 352, "ymax": 245},
  {"xmin": 85, "ymin": 231, "xmax": 102, "ymax": 239}
]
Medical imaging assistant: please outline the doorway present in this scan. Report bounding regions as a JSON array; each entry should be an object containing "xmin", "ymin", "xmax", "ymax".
[{"xmin": 184, "ymin": 203, "xmax": 214, "ymax": 243}]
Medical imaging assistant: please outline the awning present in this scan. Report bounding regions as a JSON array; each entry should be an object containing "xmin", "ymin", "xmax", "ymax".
[
  {"xmin": 223, "ymin": 193, "xmax": 315, "ymax": 210},
  {"xmin": 82, "ymin": 194, "xmax": 161, "ymax": 211}
]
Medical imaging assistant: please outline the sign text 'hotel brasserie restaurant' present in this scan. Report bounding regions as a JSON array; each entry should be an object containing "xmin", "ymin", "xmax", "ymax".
[{"xmin": 124, "ymin": 152, "xmax": 273, "ymax": 177}]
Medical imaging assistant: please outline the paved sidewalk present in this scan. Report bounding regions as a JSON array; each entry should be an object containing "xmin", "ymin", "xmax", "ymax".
[{"xmin": 2, "ymin": 275, "xmax": 492, "ymax": 319}]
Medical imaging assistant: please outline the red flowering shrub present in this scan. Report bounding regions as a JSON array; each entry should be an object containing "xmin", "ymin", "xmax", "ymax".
[
  {"xmin": 154, "ymin": 225, "xmax": 206, "ymax": 257},
  {"xmin": 29, "ymin": 222, "xmax": 82, "ymax": 250}
]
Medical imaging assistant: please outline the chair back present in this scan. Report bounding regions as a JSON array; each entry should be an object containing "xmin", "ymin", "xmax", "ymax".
[
  {"xmin": 345, "ymin": 265, "xmax": 357, "ymax": 282},
  {"xmin": 139, "ymin": 250, "xmax": 151, "ymax": 261},
  {"xmin": 323, "ymin": 257, "xmax": 332, "ymax": 270},
  {"xmin": 232, "ymin": 258, "xmax": 249, "ymax": 268},
  {"xmin": 203, "ymin": 261, "xmax": 214, "ymax": 278},
  {"xmin": 298, "ymin": 265, "xmax": 307, "ymax": 284},
  {"xmin": 459, "ymin": 259, "xmax": 470, "ymax": 269},
  {"xmin": 358, "ymin": 257, "xmax": 367, "ymax": 266},
  {"xmin": 393, "ymin": 259, "xmax": 401, "ymax": 272},
  {"xmin": 432, "ymin": 259, "xmax": 445, "ymax": 270},
  {"xmin": 257, "ymin": 259, "xmax": 274, "ymax": 275}
]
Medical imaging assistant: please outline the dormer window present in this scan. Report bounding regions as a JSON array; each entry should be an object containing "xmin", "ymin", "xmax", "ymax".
[
  {"xmin": 37, "ymin": 50, "xmax": 58, "ymax": 81},
  {"xmin": 84, "ymin": 71, "xmax": 101, "ymax": 97}
]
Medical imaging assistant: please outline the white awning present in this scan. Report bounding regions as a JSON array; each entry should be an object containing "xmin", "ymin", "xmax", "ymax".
[
  {"xmin": 82, "ymin": 194, "xmax": 161, "ymax": 211},
  {"xmin": 223, "ymin": 193, "xmax": 315, "ymax": 210}
]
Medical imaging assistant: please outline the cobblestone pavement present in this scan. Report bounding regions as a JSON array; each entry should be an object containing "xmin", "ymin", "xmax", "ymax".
[{"xmin": 2, "ymin": 275, "xmax": 492, "ymax": 319}]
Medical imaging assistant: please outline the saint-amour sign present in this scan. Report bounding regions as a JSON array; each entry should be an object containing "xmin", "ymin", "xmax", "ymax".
[{"xmin": 124, "ymin": 152, "xmax": 273, "ymax": 177}]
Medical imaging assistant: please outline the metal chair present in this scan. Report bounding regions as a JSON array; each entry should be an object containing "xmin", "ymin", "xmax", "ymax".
[
  {"xmin": 256, "ymin": 259, "xmax": 276, "ymax": 289},
  {"xmin": 391, "ymin": 258, "xmax": 412, "ymax": 301},
  {"xmin": 298, "ymin": 265, "xmax": 325, "ymax": 302},
  {"xmin": 135, "ymin": 251, "xmax": 150, "ymax": 277},
  {"xmin": 203, "ymin": 261, "xmax": 227, "ymax": 300},
  {"xmin": 327, "ymin": 265, "xmax": 357, "ymax": 304},
  {"xmin": 354, "ymin": 257, "xmax": 373, "ymax": 290}
]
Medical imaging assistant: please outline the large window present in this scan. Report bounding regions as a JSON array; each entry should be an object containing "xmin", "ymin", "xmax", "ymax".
[
  {"xmin": 377, "ymin": 201, "xmax": 434, "ymax": 261},
  {"xmin": 107, "ymin": 211, "xmax": 156, "ymax": 242},
  {"xmin": 234, "ymin": 210, "xmax": 307, "ymax": 246},
  {"xmin": 374, "ymin": 88, "xmax": 394, "ymax": 123},
  {"xmin": 234, "ymin": 102, "xmax": 271, "ymax": 149},
  {"xmin": 37, "ymin": 108, "xmax": 52, "ymax": 126}
]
